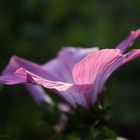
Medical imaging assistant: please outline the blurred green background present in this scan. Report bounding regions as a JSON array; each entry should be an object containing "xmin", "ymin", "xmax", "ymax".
[{"xmin": 0, "ymin": 0, "xmax": 140, "ymax": 139}]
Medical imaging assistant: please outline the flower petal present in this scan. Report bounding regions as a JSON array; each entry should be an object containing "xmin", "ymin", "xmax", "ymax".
[
  {"xmin": 0, "ymin": 67, "xmax": 75, "ymax": 107},
  {"xmin": 72, "ymin": 49, "xmax": 122, "ymax": 85},
  {"xmin": 116, "ymin": 29, "xmax": 140, "ymax": 53},
  {"xmin": 17, "ymin": 68, "xmax": 94, "ymax": 109},
  {"xmin": 122, "ymin": 49, "xmax": 140, "ymax": 63},
  {"xmin": 1, "ymin": 64, "xmax": 55, "ymax": 106},
  {"xmin": 43, "ymin": 47, "xmax": 98, "ymax": 83}
]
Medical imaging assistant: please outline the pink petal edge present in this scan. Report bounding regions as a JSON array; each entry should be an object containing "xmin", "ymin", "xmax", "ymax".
[{"xmin": 116, "ymin": 29, "xmax": 140, "ymax": 53}]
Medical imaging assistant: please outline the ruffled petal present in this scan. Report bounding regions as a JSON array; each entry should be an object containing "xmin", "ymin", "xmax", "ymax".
[
  {"xmin": 0, "ymin": 67, "xmax": 74, "ymax": 106},
  {"xmin": 72, "ymin": 49, "xmax": 122, "ymax": 85},
  {"xmin": 12, "ymin": 68, "xmax": 72, "ymax": 91},
  {"xmin": 18, "ymin": 68, "xmax": 94, "ymax": 109},
  {"xmin": 116, "ymin": 29, "xmax": 140, "ymax": 53}
]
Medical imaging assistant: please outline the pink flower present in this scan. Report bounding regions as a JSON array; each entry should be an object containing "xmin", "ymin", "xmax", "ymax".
[{"xmin": 0, "ymin": 29, "xmax": 140, "ymax": 109}]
